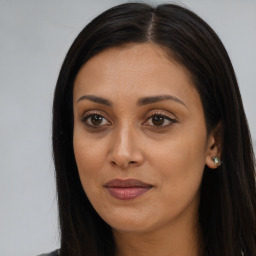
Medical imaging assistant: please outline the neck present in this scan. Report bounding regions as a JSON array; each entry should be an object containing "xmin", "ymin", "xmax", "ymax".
[{"xmin": 113, "ymin": 210, "xmax": 203, "ymax": 256}]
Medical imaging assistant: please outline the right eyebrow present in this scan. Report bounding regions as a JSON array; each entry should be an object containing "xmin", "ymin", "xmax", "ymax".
[{"xmin": 76, "ymin": 95, "xmax": 113, "ymax": 106}]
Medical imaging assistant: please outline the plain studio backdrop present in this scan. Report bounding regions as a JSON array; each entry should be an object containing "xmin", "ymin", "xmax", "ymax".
[{"xmin": 0, "ymin": 0, "xmax": 255, "ymax": 255}]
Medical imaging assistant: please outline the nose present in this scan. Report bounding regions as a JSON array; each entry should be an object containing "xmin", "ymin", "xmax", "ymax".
[{"xmin": 108, "ymin": 124, "xmax": 144, "ymax": 170}]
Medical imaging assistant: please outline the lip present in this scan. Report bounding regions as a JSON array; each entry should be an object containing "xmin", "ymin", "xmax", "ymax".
[
  {"xmin": 104, "ymin": 179, "xmax": 153, "ymax": 188},
  {"xmin": 104, "ymin": 179, "xmax": 153, "ymax": 200}
]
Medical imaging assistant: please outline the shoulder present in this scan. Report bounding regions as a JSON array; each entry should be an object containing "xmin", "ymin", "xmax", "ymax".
[{"xmin": 37, "ymin": 249, "xmax": 60, "ymax": 256}]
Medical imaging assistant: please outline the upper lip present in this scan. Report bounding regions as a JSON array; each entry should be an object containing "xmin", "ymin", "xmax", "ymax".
[{"xmin": 104, "ymin": 179, "xmax": 153, "ymax": 188}]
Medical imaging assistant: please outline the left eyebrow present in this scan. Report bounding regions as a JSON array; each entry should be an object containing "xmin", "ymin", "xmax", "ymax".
[{"xmin": 137, "ymin": 95, "xmax": 187, "ymax": 108}]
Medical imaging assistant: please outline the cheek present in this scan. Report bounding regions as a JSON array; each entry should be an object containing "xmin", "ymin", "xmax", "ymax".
[
  {"xmin": 149, "ymin": 126, "xmax": 207, "ymax": 198},
  {"xmin": 73, "ymin": 132, "xmax": 107, "ymax": 192},
  {"xmin": 147, "ymin": 139, "xmax": 206, "ymax": 222}
]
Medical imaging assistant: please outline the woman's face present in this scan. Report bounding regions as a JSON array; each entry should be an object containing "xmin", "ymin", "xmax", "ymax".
[{"xmin": 73, "ymin": 43, "xmax": 217, "ymax": 234}]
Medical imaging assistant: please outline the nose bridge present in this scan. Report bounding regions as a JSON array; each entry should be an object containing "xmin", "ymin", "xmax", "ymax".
[
  {"xmin": 112, "ymin": 122, "xmax": 135, "ymax": 158},
  {"xmin": 108, "ymin": 121, "xmax": 143, "ymax": 169}
]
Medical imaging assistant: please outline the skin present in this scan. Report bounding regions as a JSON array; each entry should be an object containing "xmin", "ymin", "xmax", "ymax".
[{"xmin": 73, "ymin": 43, "xmax": 221, "ymax": 256}]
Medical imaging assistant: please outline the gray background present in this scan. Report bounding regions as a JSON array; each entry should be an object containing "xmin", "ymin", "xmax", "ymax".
[{"xmin": 0, "ymin": 0, "xmax": 255, "ymax": 255}]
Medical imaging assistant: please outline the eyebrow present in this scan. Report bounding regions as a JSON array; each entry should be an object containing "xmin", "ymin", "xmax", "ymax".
[
  {"xmin": 77, "ymin": 94, "xmax": 187, "ymax": 108},
  {"xmin": 77, "ymin": 95, "xmax": 113, "ymax": 106}
]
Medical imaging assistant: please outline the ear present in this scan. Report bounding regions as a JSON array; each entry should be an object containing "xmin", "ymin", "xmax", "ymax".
[{"xmin": 205, "ymin": 122, "xmax": 223, "ymax": 169}]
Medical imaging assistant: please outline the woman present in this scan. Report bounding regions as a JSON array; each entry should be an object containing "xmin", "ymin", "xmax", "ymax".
[{"xmin": 43, "ymin": 2, "xmax": 256, "ymax": 256}]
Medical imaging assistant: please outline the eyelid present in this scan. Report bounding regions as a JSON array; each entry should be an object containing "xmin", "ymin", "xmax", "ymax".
[
  {"xmin": 142, "ymin": 110, "xmax": 177, "ymax": 127},
  {"xmin": 81, "ymin": 110, "xmax": 110, "ymax": 121},
  {"xmin": 81, "ymin": 110, "xmax": 112, "ymax": 128},
  {"xmin": 144, "ymin": 110, "xmax": 176, "ymax": 121}
]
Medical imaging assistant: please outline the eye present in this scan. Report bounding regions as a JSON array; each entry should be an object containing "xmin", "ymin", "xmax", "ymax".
[
  {"xmin": 143, "ymin": 112, "xmax": 177, "ymax": 128},
  {"xmin": 81, "ymin": 113, "xmax": 111, "ymax": 127},
  {"xmin": 81, "ymin": 111, "xmax": 176, "ymax": 129}
]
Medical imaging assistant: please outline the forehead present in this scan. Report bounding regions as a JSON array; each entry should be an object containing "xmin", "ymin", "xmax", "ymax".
[{"xmin": 73, "ymin": 43, "xmax": 198, "ymax": 105}]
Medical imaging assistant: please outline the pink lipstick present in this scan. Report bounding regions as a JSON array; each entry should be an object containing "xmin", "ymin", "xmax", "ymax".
[{"xmin": 104, "ymin": 179, "xmax": 153, "ymax": 200}]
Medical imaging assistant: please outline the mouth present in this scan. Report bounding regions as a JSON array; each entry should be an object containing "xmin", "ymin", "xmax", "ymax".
[{"xmin": 104, "ymin": 179, "xmax": 153, "ymax": 200}]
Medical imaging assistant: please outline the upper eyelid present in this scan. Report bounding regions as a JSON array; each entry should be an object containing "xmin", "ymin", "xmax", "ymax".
[
  {"xmin": 144, "ymin": 110, "xmax": 176, "ymax": 120},
  {"xmin": 142, "ymin": 113, "xmax": 177, "ymax": 127},
  {"xmin": 81, "ymin": 110, "xmax": 175, "ymax": 120},
  {"xmin": 81, "ymin": 110, "xmax": 111, "ymax": 121}
]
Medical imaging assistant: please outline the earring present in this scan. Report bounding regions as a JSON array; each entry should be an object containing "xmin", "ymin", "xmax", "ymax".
[{"xmin": 212, "ymin": 156, "xmax": 221, "ymax": 166}]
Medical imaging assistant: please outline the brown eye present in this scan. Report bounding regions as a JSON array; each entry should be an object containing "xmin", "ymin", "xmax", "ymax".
[
  {"xmin": 152, "ymin": 115, "xmax": 165, "ymax": 126},
  {"xmin": 144, "ymin": 113, "xmax": 177, "ymax": 128},
  {"xmin": 91, "ymin": 115, "xmax": 103, "ymax": 125},
  {"xmin": 81, "ymin": 113, "xmax": 110, "ymax": 127}
]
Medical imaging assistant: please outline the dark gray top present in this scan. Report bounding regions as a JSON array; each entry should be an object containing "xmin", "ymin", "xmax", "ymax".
[{"xmin": 37, "ymin": 249, "xmax": 59, "ymax": 256}]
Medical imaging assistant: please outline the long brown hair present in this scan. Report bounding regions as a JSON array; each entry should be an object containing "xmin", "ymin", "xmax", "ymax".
[{"xmin": 52, "ymin": 3, "xmax": 256, "ymax": 255}]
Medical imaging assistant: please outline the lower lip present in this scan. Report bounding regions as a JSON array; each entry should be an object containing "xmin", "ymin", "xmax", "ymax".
[{"xmin": 105, "ymin": 187, "xmax": 152, "ymax": 200}]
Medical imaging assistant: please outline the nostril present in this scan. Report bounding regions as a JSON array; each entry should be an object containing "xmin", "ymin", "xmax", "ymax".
[
  {"xmin": 111, "ymin": 161, "xmax": 117, "ymax": 166},
  {"xmin": 110, "ymin": 160, "xmax": 138, "ymax": 168}
]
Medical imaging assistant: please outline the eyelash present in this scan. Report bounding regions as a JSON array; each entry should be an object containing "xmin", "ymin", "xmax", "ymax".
[{"xmin": 81, "ymin": 111, "xmax": 177, "ymax": 130}]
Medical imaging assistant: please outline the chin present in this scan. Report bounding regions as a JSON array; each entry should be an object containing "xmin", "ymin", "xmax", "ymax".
[
  {"xmin": 99, "ymin": 210, "xmax": 161, "ymax": 234},
  {"xmin": 110, "ymin": 220, "xmax": 153, "ymax": 233}
]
